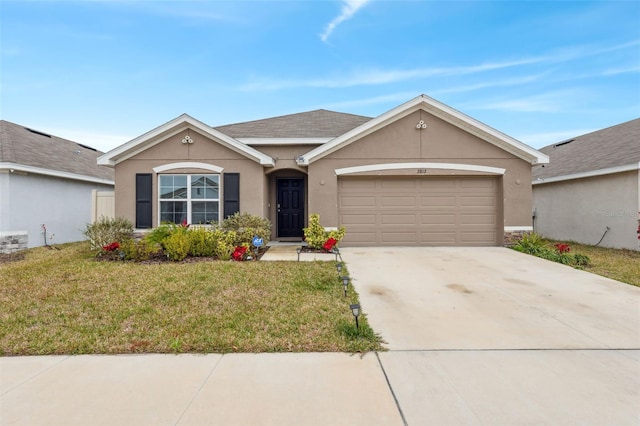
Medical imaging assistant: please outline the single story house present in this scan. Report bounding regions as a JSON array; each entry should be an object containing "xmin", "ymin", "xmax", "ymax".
[
  {"xmin": 0, "ymin": 120, "xmax": 115, "ymax": 252},
  {"xmin": 532, "ymin": 118, "xmax": 640, "ymax": 251},
  {"xmin": 98, "ymin": 94, "xmax": 548, "ymax": 246}
]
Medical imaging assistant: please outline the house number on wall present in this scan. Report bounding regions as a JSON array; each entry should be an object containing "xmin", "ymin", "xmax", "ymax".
[{"xmin": 417, "ymin": 168, "xmax": 427, "ymax": 174}]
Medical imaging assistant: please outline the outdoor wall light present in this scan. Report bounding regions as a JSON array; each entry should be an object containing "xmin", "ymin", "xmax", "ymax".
[
  {"xmin": 350, "ymin": 304, "xmax": 361, "ymax": 330},
  {"xmin": 340, "ymin": 276, "xmax": 350, "ymax": 297},
  {"xmin": 336, "ymin": 262, "xmax": 343, "ymax": 274}
]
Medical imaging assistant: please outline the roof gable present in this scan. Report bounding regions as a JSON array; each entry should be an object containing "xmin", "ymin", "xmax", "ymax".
[
  {"xmin": 214, "ymin": 109, "xmax": 371, "ymax": 139},
  {"xmin": 298, "ymin": 95, "xmax": 548, "ymax": 166},
  {"xmin": 532, "ymin": 118, "xmax": 640, "ymax": 181},
  {"xmin": 0, "ymin": 120, "xmax": 114, "ymax": 183},
  {"xmin": 97, "ymin": 114, "xmax": 275, "ymax": 167}
]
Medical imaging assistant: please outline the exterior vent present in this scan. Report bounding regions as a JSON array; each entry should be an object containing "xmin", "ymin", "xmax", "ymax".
[
  {"xmin": 554, "ymin": 139, "xmax": 574, "ymax": 148},
  {"xmin": 25, "ymin": 127, "xmax": 52, "ymax": 138}
]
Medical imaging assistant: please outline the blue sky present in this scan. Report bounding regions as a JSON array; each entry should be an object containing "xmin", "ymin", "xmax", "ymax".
[{"xmin": 1, "ymin": 0, "xmax": 639, "ymax": 153}]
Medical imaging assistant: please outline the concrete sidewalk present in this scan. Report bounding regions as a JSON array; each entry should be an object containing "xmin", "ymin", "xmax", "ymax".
[{"xmin": 1, "ymin": 353, "xmax": 403, "ymax": 425}]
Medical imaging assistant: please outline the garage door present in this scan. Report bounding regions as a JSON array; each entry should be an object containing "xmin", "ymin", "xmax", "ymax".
[{"xmin": 338, "ymin": 176, "xmax": 499, "ymax": 246}]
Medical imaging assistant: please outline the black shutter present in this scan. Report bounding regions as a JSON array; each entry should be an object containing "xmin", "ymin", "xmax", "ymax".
[
  {"xmin": 223, "ymin": 173, "xmax": 240, "ymax": 218},
  {"xmin": 135, "ymin": 173, "xmax": 153, "ymax": 229}
]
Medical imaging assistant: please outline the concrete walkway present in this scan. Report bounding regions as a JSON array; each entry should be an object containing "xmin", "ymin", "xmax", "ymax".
[{"xmin": 2, "ymin": 247, "xmax": 639, "ymax": 425}]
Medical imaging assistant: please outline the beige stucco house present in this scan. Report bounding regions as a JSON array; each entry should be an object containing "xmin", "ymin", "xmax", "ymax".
[
  {"xmin": 533, "ymin": 118, "xmax": 640, "ymax": 251},
  {"xmin": 97, "ymin": 95, "xmax": 548, "ymax": 246}
]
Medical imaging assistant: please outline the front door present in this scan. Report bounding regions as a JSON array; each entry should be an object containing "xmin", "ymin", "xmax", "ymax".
[{"xmin": 277, "ymin": 178, "xmax": 304, "ymax": 238}]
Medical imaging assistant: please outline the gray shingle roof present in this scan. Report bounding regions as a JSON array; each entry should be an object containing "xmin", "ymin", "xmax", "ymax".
[
  {"xmin": 214, "ymin": 109, "xmax": 372, "ymax": 138},
  {"xmin": 532, "ymin": 118, "xmax": 640, "ymax": 180},
  {"xmin": 0, "ymin": 120, "xmax": 114, "ymax": 181}
]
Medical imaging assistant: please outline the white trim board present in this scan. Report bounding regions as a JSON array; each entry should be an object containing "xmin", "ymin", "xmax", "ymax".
[
  {"xmin": 335, "ymin": 162, "xmax": 506, "ymax": 176},
  {"xmin": 153, "ymin": 162, "xmax": 224, "ymax": 173},
  {"xmin": 0, "ymin": 162, "xmax": 115, "ymax": 186},
  {"xmin": 533, "ymin": 162, "xmax": 640, "ymax": 185}
]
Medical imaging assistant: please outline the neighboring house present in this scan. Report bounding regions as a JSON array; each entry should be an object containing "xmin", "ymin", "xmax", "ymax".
[
  {"xmin": 98, "ymin": 94, "xmax": 548, "ymax": 247},
  {"xmin": 532, "ymin": 119, "xmax": 640, "ymax": 251},
  {"xmin": 0, "ymin": 120, "xmax": 115, "ymax": 252}
]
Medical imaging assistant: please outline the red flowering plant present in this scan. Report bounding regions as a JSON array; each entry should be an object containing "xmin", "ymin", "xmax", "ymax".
[
  {"xmin": 554, "ymin": 243, "xmax": 571, "ymax": 254},
  {"xmin": 232, "ymin": 245, "xmax": 248, "ymax": 261},
  {"xmin": 322, "ymin": 237, "xmax": 337, "ymax": 252},
  {"xmin": 103, "ymin": 242, "xmax": 120, "ymax": 252}
]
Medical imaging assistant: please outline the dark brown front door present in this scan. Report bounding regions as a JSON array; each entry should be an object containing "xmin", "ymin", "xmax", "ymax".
[{"xmin": 277, "ymin": 178, "xmax": 304, "ymax": 238}]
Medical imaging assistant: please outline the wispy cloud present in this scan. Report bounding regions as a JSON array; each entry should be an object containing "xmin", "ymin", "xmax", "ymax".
[
  {"xmin": 464, "ymin": 89, "xmax": 584, "ymax": 113},
  {"xmin": 240, "ymin": 38, "xmax": 640, "ymax": 91},
  {"xmin": 240, "ymin": 58, "xmax": 546, "ymax": 91},
  {"xmin": 320, "ymin": 0, "xmax": 370, "ymax": 43}
]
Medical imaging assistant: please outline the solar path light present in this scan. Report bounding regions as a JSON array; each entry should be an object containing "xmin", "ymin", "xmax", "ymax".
[{"xmin": 350, "ymin": 304, "xmax": 361, "ymax": 330}]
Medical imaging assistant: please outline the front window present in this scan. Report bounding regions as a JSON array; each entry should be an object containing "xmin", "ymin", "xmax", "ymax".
[{"xmin": 159, "ymin": 174, "xmax": 219, "ymax": 225}]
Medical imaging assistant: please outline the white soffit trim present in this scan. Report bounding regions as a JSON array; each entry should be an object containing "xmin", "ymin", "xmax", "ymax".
[
  {"xmin": 300, "ymin": 94, "xmax": 549, "ymax": 166},
  {"xmin": 0, "ymin": 162, "xmax": 115, "ymax": 185},
  {"xmin": 237, "ymin": 137, "xmax": 330, "ymax": 146},
  {"xmin": 97, "ymin": 114, "xmax": 275, "ymax": 167},
  {"xmin": 335, "ymin": 162, "xmax": 506, "ymax": 176},
  {"xmin": 532, "ymin": 162, "xmax": 640, "ymax": 185},
  {"xmin": 504, "ymin": 226, "xmax": 533, "ymax": 231},
  {"xmin": 153, "ymin": 162, "xmax": 224, "ymax": 173}
]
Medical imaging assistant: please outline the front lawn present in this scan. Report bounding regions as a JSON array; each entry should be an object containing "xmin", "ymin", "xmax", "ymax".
[
  {"xmin": 551, "ymin": 241, "xmax": 640, "ymax": 287},
  {"xmin": 0, "ymin": 242, "xmax": 383, "ymax": 355}
]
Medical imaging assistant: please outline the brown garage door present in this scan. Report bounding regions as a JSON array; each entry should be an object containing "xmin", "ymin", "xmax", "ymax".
[{"xmin": 338, "ymin": 176, "xmax": 499, "ymax": 246}]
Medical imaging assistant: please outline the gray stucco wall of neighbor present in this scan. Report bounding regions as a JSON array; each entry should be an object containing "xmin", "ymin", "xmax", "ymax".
[
  {"xmin": 0, "ymin": 172, "xmax": 114, "ymax": 249},
  {"xmin": 532, "ymin": 171, "xmax": 640, "ymax": 251}
]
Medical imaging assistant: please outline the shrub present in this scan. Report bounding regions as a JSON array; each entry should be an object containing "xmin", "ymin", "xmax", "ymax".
[
  {"xmin": 221, "ymin": 213, "xmax": 271, "ymax": 246},
  {"xmin": 164, "ymin": 232, "xmax": 191, "ymax": 261},
  {"xmin": 214, "ymin": 230, "xmax": 237, "ymax": 261},
  {"xmin": 512, "ymin": 232, "xmax": 546, "ymax": 255},
  {"xmin": 145, "ymin": 222, "xmax": 190, "ymax": 249},
  {"xmin": 303, "ymin": 214, "xmax": 346, "ymax": 250},
  {"xmin": 188, "ymin": 227, "xmax": 217, "ymax": 257},
  {"xmin": 84, "ymin": 216, "xmax": 134, "ymax": 250},
  {"xmin": 120, "ymin": 239, "xmax": 162, "ymax": 262}
]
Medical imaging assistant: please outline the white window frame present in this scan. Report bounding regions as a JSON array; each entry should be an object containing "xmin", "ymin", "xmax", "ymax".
[{"xmin": 158, "ymin": 174, "xmax": 221, "ymax": 226}]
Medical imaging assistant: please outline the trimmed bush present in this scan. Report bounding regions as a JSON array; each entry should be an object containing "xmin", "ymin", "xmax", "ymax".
[
  {"xmin": 120, "ymin": 239, "xmax": 162, "ymax": 262},
  {"xmin": 164, "ymin": 232, "xmax": 190, "ymax": 261},
  {"xmin": 84, "ymin": 216, "xmax": 134, "ymax": 250},
  {"xmin": 303, "ymin": 213, "xmax": 346, "ymax": 249},
  {"xmin": 188, "ymin": 227, "xmax": 217, "ymax": 257},
  {"xmin": 221, "ymin": 213, "xmax": 271, "ymax": 246}
]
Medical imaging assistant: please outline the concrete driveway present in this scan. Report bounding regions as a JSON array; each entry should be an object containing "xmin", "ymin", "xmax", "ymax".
[{"xmin": 341, "ymin": 247, "xmax": 640, "ymax": 425}]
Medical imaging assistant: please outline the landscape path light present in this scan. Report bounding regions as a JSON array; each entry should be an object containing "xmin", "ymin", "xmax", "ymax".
[
  {"xmin": 336, "ymin": 262, "xmax": 343, "ymax": 274},
  {"xmin": 340, "ymin": 275, "xmax": 350, "ymax": 297},
  {"xmin": 350, "ymin": 304, "xmax": 361, "ymax": 330}
]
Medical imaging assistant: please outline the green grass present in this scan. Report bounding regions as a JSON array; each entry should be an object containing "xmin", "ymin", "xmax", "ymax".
[
  {"xmin": 0, "ymin": 242, "xmax": 383, "ymax": 355},
  {"xmin": 548, "ymin": 240, "xmax": 640, "ymax": 287}
]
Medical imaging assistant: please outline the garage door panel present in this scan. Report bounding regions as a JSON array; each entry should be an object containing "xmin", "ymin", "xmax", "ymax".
[
  {"xmin": 341, "ymin": 214, "xmax": 376, "ymax": 225},
  {"xmin": 460, "ymin": 196, "xmax": 495, "ymax": 206},
  {"xmin": 419, "ymin": 232, "xmax": 457, "ymax": 244},
  {"xmin": 381, "ymin": 214, "xmax": 416, "ymax": 225},
  {"xmin": 460, "ymin": 232, "xmax": 497, "ymax": 243},
  {"xmin": 420, "ymin": 196, "xmax": 456, "ymax": 207},
  {"xmin": 340, "ymin": 196, "xmax": 376, "ymax": 207},
  {"xmin": 381, "ymin": 196, "xmax": 416, "ymax": 207},
  {"xmin": 381, "ymin": 232, "xmax": 417, "ymax": 244},
  {"xmin": 339, "ymin": 176, "xmax": 499, "ymax": 246},
  {"xmin": 345, "ymin": 232, "xmax": 377, "ymax": 244},
  {"xmin": 461, "ymin": 214, "xmax": 496, "ymax": 225},
  {"xmin": 420, "ymin": 214, "xmax": 456, "ymax": 225},
  {"xmin": 459, "ymin": 178, "xmax": 496, "ymax": 189}
]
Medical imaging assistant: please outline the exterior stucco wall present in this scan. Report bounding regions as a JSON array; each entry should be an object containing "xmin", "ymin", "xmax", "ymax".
[
  {"xmin": 308, "ymin": 110, "xmax": 532, "ymax": 231},
  {"xmin": 0, "ymin": 171, "xmax": 113, "ymax": 248},
  {"xmin": 533, "ymin": 171, "xmax": 640, "ymax": 250},
  {"xmin": 114, "ymin": 128, "xmax": 266, "ymax": 227}
]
